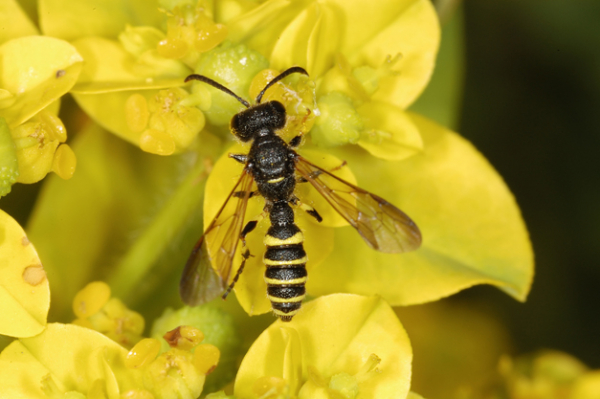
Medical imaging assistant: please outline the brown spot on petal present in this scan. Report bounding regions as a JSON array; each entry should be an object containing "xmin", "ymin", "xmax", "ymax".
[
  {"xmin": 56, "ymin": 69, "xmax": 66, "ymax": 78},
  {"xmin": 22, "ymin": 236, "xmax": 30, "ymax": 246},
  {"xmin": 23, "ymin": 264, "xmax": 46, "ymax": 286},
  {"xmin": 163, "ymin": 326, "xmax": 183, "ymax": 348}
]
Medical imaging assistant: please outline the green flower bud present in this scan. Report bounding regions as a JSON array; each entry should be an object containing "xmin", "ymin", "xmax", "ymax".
[
  {"xmin": 0, "ymin": 118, "xmax": 18, "ymax": 197},
  {"xmin": 193, "ymin": 43, "xmax": 269, "ymax": 126},
  {"xmin": 311, "ymin": 92, "xmax": 363, "ymax": 148}
]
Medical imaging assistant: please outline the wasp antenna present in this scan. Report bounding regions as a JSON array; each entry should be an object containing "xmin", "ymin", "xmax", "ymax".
[
  {"xmin": 256, "ymin": 66, "xmax": 309, "ymax": 104},
  {"xmin": 185, "ymin": 74, "xmax": 250, "ymax": 108}
]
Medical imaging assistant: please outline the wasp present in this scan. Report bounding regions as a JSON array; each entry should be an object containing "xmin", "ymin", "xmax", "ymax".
[{"xmin": 180, "ymin": 67, "xmax": 422, "ymax": 321}]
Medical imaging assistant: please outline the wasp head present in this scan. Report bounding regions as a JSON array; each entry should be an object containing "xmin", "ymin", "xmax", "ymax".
[{"xmin": 230, "ymin": 101, "xmax": 287, "ymax": 142}]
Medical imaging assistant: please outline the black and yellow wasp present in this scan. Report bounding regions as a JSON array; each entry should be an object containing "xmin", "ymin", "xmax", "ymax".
[{"xmin": 180, "ymin": 67, "xmax": 422, "ymax": 321}]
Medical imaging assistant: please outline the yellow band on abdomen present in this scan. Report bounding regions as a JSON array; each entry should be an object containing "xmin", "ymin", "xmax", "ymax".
[
  {"xmin": 263, "ymin": 256, "xmax": 308, "ymax": 266},
  {"xmin": 264, "ymin": 276, "xmax": 307, "ymax": 286},
  {"xmin": 263, "ymin": 231, "xmax": 304, "ymax": 246}
]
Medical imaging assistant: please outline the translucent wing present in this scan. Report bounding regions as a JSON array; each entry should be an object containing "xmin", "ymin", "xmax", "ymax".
[
  {"xmin": 295, "ymin": 155, "xmax": 421, "ymax": 253},
  {"xmin": 180, "ymin": 169, "xmax": 255, "ymax": 305}
]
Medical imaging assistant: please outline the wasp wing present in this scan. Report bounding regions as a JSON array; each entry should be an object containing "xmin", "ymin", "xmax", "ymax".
[
  {"xmin": 180, "ymin": 169, "xmax": 255, "ymax": 306},
  {"xmin": 295, "ymin": 155, "xmax": 421, "ymax": 253}
]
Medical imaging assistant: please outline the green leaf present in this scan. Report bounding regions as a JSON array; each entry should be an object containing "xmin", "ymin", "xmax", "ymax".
[
  {"xmin": 0, "ymin": 118, "xmax": 18, "ymax": 197},
  {"xmin": 39, "ymin": 0, "xmax": 163, "ymax": 41},
  {"xmin": 309, "ymin": 113, "xmax": 534, "ymax": 305},
  {"xmin": 0, "ymin": 209, "xmax": 49, "ymax": 337},
  {"xmin": 0, "ymin": 36, "xmax": 83, "ymax": 128},
  {"xmin": 409, "ymin": 5, "xmax": 465, "ymax": 130},
  {"xmin": 27, "ymin": 123, "xmax": 220, "ymax": 320}
]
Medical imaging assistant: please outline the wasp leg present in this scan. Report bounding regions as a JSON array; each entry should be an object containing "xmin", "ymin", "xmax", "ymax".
[
  {"xmin": 222, "ymin": 249, "xmax": 253, "ymax": 300},
  {"xmin": 291, "ymin": 197, "xmax": 323, "ymax": 223},
  {"xmin": 240, "ymin": 212, "xmax": 266, "ymax": 245},
  {"xmin": 296, "ymin": 160, "xmax": 348, "ymax": 183},
  {"xmin": 289, "ymin": 108, "xmax": 312, "ymax": 148},
  {"xmin": 223, "ymin": 211, "xmax": 265, "ymax": 300},
  {"xmin": 229, "ymin": 153, "xmax": 248, "ymax": 164},
  {"xmin": 329, "ymin": 159, "xmax": 347, "ymax": 173},
  {"xmin": 289, "ymin": 134, "xmax": 303, "ymax": 148},
  {"xmin": 233, "ymin": 189, "xmax": 258, "ymax": 199}
]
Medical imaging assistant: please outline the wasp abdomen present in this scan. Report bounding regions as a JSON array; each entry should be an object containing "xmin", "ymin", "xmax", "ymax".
[{"xmin": 263, "ymin": 203, "xmax": 307, "ymax": 321}]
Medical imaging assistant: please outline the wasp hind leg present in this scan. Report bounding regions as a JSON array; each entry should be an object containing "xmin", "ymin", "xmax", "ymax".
[{"xmin": 291, "ymin": 197, "xmax": 323, "ymax": 223}]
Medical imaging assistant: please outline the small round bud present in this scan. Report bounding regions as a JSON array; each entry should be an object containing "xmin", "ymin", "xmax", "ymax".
[
  {"xmin": 163, "ymin": 325, "xmax": 205, "ymax": 350},
  {"xmin": 52, "ymin": 144, "xmax": 76, "ymax": 180},
  {"xmin": 125, "ymin": 338, "xmax": 161, "ymax": 369},
  {"xmin": 125, "ymin": 94, "xmax": 150, "ymax": 133},
  {"xmin": 72, "ymin": 281, "xmax": 111, "ymax": 319}
]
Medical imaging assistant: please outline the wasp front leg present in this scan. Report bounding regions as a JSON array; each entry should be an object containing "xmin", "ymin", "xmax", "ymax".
[{"xmin": 229, "ymin": 153, "xmax": 248, "ymax": 164}]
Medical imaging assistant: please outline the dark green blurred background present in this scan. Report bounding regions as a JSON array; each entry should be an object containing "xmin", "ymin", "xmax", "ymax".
[{"xmin": 457, "ymin": 0, "xmax": 600, "ymax": 367}]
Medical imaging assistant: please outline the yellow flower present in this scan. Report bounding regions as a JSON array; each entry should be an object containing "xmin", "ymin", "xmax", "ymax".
[
  {"xmin": 0, "ymin": 3, "xmax": 80, "ymax": 190},
  {"xmin": 0, "ymin": 246, "xmax": 227, "ymax": 399},
  {"xmin": 72, "ymin": 281, "xmax": 145, "ymax": 348},
  {"xmin": 0, "ymin": 206, "xmax": 236, "ymax": 397},
  {"xmin": 38, "ymin": 0, "xmax": 257, "ymax": 155},
  {"xmin": 234, "ymin": 294, "xmax": 412, "ymax": 399},
  {"xmin": 0, "ymin": 323, "xmax": 219, "ymax": 399}
]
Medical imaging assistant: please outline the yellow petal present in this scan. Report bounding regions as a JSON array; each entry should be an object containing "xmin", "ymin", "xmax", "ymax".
[
  {"xmin": 39, "ymin": 0, "xmax": 162, "ymax": 41},
  {"xmin": 0, "ymin": 36, "xmax": 83, "ymax": 128},
  {"xmin": 348, "ymin": 0, "xmax": 440, "ymax": 109},
  {"xmin": 227, "ymin": 0, "xmax": 302, "ymax": 59},
  {"xmin": 309, "ymin": 113, "xmax": 533, "ymax": 304},
  {"xmin": 572, "ymin": 371, "xmax": 600, "ymax": 399},
  {"xmin": 267, "ymin": 3, "xmax": 341, "ymax": 78},
  {"xmin": 0, "ymin": 210, "xmax": 49, "ymax": 337},
  {"xmin": 71, "ymin": 37, "xmax": 189, "ymax": 94},
  {"xmin": 0, "ymin": 323, "xmax": 144, "ymax": 398},
  {"xmin": 0, "ymin": 0, "xmax": 38, "ymax": 43},
  {"xmin": 357, "ymin": 101, "xmax": 423, "ymax": 161},
  {"xmin": 234, "ymin": 294, "xmax": 412, "ymax": 399}
]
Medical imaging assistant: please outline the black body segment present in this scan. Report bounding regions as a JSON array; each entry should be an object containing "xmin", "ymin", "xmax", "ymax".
[{"xmin": 262, "ymin": 202, "xmax": 307, "ymax": 321}]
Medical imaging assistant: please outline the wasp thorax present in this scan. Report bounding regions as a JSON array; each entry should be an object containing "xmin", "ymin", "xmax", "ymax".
[{"xmin": 231, "ymin": 101, "xmax": 286, "ymax": 141}]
